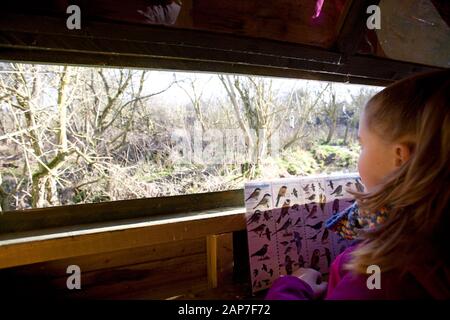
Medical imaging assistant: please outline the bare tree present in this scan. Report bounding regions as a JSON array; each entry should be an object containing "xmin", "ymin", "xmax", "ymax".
[
  {"xmin": 281, "ymin": 83, "xmax": 330, "ymax": 150},
  {"xmin": 219, "ymin": 75, "xmax": 290, "ymax": 177},
  {"xmin": 346, "ymin": 87, "xmax": 379, "ymax": 143},
  {"xmin": 320, "ymin": 84, "xmax": 343, "ymax": 144},
  {"xmin": 0, "ymin": 64, "xmax": 176, "ymax": 208},
  {"xmin": 175, "ymin": 75, "xmax": 209, "ymax": 131},
  {"xmin": 0, "ymin": 64, "xmax": 78, "ymax": 207}
]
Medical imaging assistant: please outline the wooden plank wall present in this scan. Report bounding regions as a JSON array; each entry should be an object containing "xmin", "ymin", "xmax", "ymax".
[
  {"xmin": 0, "ymin": 191, "xmax": 252, "ymax": 299},
  {"xmin": 0, "ymin": 229, "xmax": 256, "ymax": 299},
  {"xmin": 0, "ymin": 237, "xmax": 221, "ymax": 299}
]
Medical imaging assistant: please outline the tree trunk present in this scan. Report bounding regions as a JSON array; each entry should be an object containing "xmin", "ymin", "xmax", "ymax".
[
  {"xmin": 45, "ymin": 176, "xmax": 59, "ymax": 205},
  {"xmin": 0, "ymin": 173, "xmax": 11, "ymax": 212},
  {"xmin": 325, "ymin": 121, "xmax": 336, "ymax": 144},
  {"xmin": 32, "ymin": 175, "xmax": 48, "ymax": 208},
  {"xmin": 343, "ymin": 121, "xmax": 350, "ymax": 145}
]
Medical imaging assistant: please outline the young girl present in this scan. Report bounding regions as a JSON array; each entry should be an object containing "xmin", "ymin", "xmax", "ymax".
[{"xmin": 266, "ymin": 69, "xmax": 450, "ymax": 300}]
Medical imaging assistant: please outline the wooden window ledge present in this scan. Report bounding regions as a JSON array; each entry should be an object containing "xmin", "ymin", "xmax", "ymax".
[{"xmin": 0, "ymin": 207, "xmax": 246, "ymax": 269}]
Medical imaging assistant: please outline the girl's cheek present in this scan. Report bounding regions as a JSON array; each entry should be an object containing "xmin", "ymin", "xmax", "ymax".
[
  {"xmin": 357, "ymin": 150, "xmax": 371, "ymax": 191},
  {"xmin": 357, "ymin": 152, "xmax": 364, "ymax": 180}
]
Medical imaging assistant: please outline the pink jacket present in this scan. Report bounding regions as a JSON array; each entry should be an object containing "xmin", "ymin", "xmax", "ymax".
[{"xmin": 266, "ymin": 245, "xmax": 450, "ymax": 300}]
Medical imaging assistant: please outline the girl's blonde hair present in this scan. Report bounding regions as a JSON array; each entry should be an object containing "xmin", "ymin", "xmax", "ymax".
[{"xmin": 347, "ymin": 69, "xmax": 450, "ymax": 276}]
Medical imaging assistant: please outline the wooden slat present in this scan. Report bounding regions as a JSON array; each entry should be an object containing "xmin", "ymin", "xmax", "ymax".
[
  {"xmin": 0, "ymin": 188, "xmax": 244, "ymax": 234},
  {"xmin": 11, "ymin": 237, "xmax": 206, "ymax": 277},
  {"xmin": 0, "ymin": 47, "xmax": 395, "ymax": 86},
  {"xmin": 206, "ymin": 235, "xmax": 218, "ymax": 288},
  {"xmin": 206, "ymin": 233, "xmax": 233, "ymax": 289},
  {"xmin": 216, "ymin": 233, "xmax": 234, "ymax": 286},
  {"xmin": 335, "ymin": 0, "xmax": 380, "ymax": 55},
  {"xmin": 0, "ymin": 14, "xmax": 343, "ymax": 64},
  {"xmin": 0, "ymin": 230, "xmax": 253, "ymax": 299},
  {"xmin": 0, "ymin": 13, "xmax": 441, "ymax": 86},
  {"xmin": 2, "ymin": 1, "xmax": 344, "ymax": 49},
  {"xmin": 115, "ymin": 277, "xmax": 210, "ymax": 300},
  {"xmin": 0, "ymin": 252, "xmax": 208, "ymax": 299},
  {"xmin": 0, "ymin": 208, "xmax": 246, "ymax": 269},
  {"xmin": 1, "ymin": 237, "xmax": 214, "ymax": 299},
  {"xmin": 51, "ymin": 253, "xmax": 208, "ymax": 299}
]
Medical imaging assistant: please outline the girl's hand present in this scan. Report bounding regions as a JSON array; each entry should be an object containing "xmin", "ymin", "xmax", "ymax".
[{"xmin": 292, "ymin": 268, "xmax": 328, "ymax": 299}]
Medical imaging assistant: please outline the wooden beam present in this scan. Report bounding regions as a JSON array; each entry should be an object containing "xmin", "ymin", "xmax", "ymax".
[
  {"xmin": 335, "ymin": 0, "xmax": 380, "ymax": 55},
  {"xmin": 0, "ymin": 189, "xmax": 244, "ymax": 234},
  {"xmin": 0, "ymin": 13, "xmax": 441, "ymax": 86},
  {"xmin": 216, "ymin": 233, "xmax": 234, "ymax": 286},
  {"xmin": 1, "ymin": 254, "xmax": 209, "ymax": 300},
  {"xmin": 0, "ymin": 208, "xmax": 246, "ymax": 269},
  {"xmin": 206, "ymin": 233, "xmax": 233, "ymax": 289},
  {"xmin": 206, "ymin": 235, "xmax": 218, "ymax": 288},
  {"xmin": 11, "ymin": 238, "xmax": 206, "ymax": 278},
  {"xmin": 0, "ymin": 47, "xmax": 394, "ymax": 86}
]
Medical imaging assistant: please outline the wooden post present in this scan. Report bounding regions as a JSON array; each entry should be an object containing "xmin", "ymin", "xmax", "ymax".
[{"xmin": 206, "ymin": 233, "xmax": 233, "ymax": 289}]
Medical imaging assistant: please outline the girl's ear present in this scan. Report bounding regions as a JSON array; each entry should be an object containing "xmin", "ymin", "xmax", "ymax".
[{"xmin": 394, "ymin": 143, "xmax": 413, "ymax": 167}]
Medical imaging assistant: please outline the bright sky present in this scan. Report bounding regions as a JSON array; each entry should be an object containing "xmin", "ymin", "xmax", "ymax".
[
  {"xmin": 143, "ymin": 70, "xmax": 384, "ymax": 106},
  {"xmin": 0, "ymin": 62, "xmax": 384, "ymax": 109}
]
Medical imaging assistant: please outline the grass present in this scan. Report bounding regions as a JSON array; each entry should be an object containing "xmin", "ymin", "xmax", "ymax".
[{"xmin": 311, "ymin": 143, "xmax": 359, "ymax": 171}]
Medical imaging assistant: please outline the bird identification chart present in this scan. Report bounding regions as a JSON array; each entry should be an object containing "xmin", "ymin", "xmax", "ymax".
[{"xmin": 244, "ymin": 173, "xmax": 365, "ymax": 293}]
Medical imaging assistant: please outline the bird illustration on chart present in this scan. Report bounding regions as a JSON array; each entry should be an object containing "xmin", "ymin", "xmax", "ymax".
[
  {"xmin": 321, "ymin": 228, "xmax": 329, "ymax": 244},
  {"xmin": 253, "ymin": 193, "xmax": 271, "ymax": 209},
  {"xmin": 306, "ymin": 221, "xmax": 323, "ymax": 230},
  {"xmin": 275, "ymin": 186, "xmax": 287, "ymax": 207},
  {"xmin": 249, "ymin": 223, "xmax": 267, "ymax": 237},
  {"xmin": 330, "ymin": 185, "xmax": 343, "ymax": 197},
  {"xmin": 247, "ymin": 210, "xmax": 262, "ymax": 225},
  {"xmin": 276, "ymin": 199, "xmax": 291, "ymax": 224},
  {"xmin": 304, "ymin": 202, "xmax": 310, "ymax": 213},
  {"xmin": 302, "ymin": 184, "xmax": 310, "ymax": 193},
  {"xmin": 332, "ymin": 198, "xmax": 340, "ymax": 214},
  {"xmin": 284, "ymin": 255, "xmax": 294, "ymax": 275},
  {"xmin": 284, "ymin": 246, "xmax": 293, "ymax": 255},
  {"xmin": 322, "ymin": 248, "xmax": 332, "ymax": 267},
  {"xmin": 280, "ymin": 240, "xmax": 294, "ymax": 246},
  {"xmin": 274, "ymin": 218, "xmax": 292, "ymax": 237},
  {"xmin": 263, "ymin": 227, "xmax": 271, "ymax": 241},
  {"xmin": 298, "ymin": 254, "xmax": 306, "ymax": 268},
  {"xmin": 305, "ymin": 204, "xmax": 318, "ymax": 220},
  {"xmin": 318, "ymin": 182, "xmax": 325, "ymax": 191},
  {"xmin": 307, "ymin": 230, "xmax": 321, "ymax": 242},
  {"xmin": 251, "ymin": 244, "xmax": 269, "ymax": 261},
  {"xmin": 328, "ymin": 180, "xmax": 334, "ymax": 190},
  {"xmin": 246, "ymin": 187, "xmax": 261, "ymax": 202},
  {"xmin": 306, "ymin": 194, "xmax": 316, "ymax": 201},
  {"xmin": 319, "ymin": 194, "xmax": 326, "ymax": 213},
  {"xmin": 310, "ymin": 249, "xmax": 321, "ymax": 271},
  {"xmin": 293, "ymin": 231, "xmax": 303, "ymax": 255},
  {"xmin": 263, "ymin": 210, "xmax": 272, "ymax": 221}
]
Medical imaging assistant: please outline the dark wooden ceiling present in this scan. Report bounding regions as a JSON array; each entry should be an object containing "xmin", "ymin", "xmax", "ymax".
[{"xmin": 0, "ymin": 0, "xmax": 448, "ymax": 86}]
